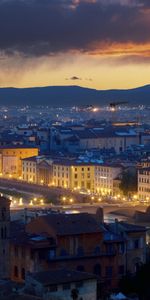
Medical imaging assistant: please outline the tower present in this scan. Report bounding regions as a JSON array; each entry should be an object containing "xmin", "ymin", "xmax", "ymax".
[{"xmin": 0, "ymin": 196, "xmax": 11, "ymax": 279}]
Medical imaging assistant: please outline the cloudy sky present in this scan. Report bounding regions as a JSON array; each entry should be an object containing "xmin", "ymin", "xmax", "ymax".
[{"xmin": 0, "ymin": 0, "xmax": 150, "ymax": 89}]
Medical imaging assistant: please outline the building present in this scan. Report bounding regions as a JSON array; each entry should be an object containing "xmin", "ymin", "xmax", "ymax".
[
  {"xmin": 108, "ymin": 220, "xmax": 147, "ymax": 274},
  {"xmin": 9, "ymin": 211, "xmax": 146, "ymax": 292},
  {"xmin": 37, "ymin": 158, "xmax": 53, "ymax": 186},
  {"xmin": 22, "ymin": 156, "xmax": 53, "ymax": 185},
  {"xmin": 0, "ymin": 196, "xmax": 11, "ymax": 279},
  {"xmin": 50, "ymin": 126, "xmax": 140, "ymax": 154},
  {"xmin": 52, "ymin": 159, "xmax": 95, "ymax": 192},
  {"xmin": 94, "ymin": 164, "xmax": 122, "ymax": 195},
  {"xmin": 0, "ymin": 146, "xmax": 38, "ymax": 178},
  {"xmin": 138, "ymin": 167, "xmax": 150, "ymax": 201},
  {"xmin": 25, "ymin": 269, "xmax": 97, "ymax": 300},
  {"xmin": 22, "ymin": 157, "xmax": 37, "ymax": 183},
  {"xmin": 113, "ymin": 178, "xmax": 123, "ymax": 197}
]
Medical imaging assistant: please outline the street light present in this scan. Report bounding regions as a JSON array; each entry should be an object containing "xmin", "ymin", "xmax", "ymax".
[
  {"xmin": 40, "ymin": 199, "xmax": 44, "ymax": 205},
  {"xmin": 19, "ymin": 197, "xmax": 23, "ymax": 206}
]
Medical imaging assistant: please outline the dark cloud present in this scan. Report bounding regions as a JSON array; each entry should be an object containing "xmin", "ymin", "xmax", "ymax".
[
  {"xmin": 0, "ymin": 0, "xmax": 149, "ymax": 57},
  {"xmin": 70, "ymin": 76, "xmax": 81, "ymax": 80},
  {"xmin": 65, "ymin": 76, "xmax": 81, "ymax": 80}
]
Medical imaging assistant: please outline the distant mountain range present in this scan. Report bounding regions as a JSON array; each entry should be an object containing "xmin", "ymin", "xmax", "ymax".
[{"xmin": 0, "ymin": 84, "xmax": 149, "ymax": 106}]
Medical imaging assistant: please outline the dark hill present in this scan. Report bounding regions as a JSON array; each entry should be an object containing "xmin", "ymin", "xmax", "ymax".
[{"xmin": 0, "ymin": 84, "xmax": 149, "ymax": 106}]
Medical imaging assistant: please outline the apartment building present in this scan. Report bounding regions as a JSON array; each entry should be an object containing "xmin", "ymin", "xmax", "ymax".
[
  {"xmin": 52, "ymin": 159, "xmax": 95, "ymax": 192},
  {"xmin": 94, "ymin": 164, "xmax": 122, "ymax": 195},
  {"xmin": 10, "ymin": 212, "xmax": 146, "ymax": 292},
  {"xmin": 22, "ymin": 156, "xmax": 37, "ymax": 183},
  {"xmin": 138, "ymin": 167, "xmax": 150, "ymax": 200}
]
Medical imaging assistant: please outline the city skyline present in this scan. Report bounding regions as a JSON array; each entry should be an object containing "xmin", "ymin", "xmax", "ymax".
[{"xmin": 0, "ymin": 0, "xmax": 150, "ymax": 89}]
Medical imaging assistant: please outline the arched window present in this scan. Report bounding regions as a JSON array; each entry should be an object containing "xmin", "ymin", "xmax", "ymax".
[
  {"xmin": 94, "ymin": 264, "xmax": 101, "ymax": 276},
  {"xmin": 14, "ymin": 266, "xmax": 18, "ymax": 278}
]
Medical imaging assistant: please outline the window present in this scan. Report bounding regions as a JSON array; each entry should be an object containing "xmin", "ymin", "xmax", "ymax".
[
  {"xmin": 134, "ymin": 239, "xmax": 139, "ymax": 249},
  {"xmin": 21, "ymin": 268, "xmax": 25, "ymax": 280},
  {"xmin": 21, "ymin": 247, "xmax": 25, "ymax": 258},
  {"xmin": 106, "ymin": 266, "xmax": 113, "ymax": 278},
  {"xmin": 77, "ymin": 265, "xmax": 85, "ymax": 272},
  {"xmin": 1, "ymin": 227, "xmax": 4, "ymax": 239},
  {"xmin": 77, "ymin": 247, "xmax": 84, "ymax": 256},
  {"xmin": 4, "ymin": 226, "xmax": 7, "ymax": 239},
  {"xmin": 63, "ymin": 283, "xmax": 71, "ymax": 290},
  {"xmin": 49, "ymin": 285, "xmax": 57, "ymax": 292},
  {"xmin": 94, "ymin": 264, "xmax": 101, "ymax": 276},
  {"xmin": 14, "ymin": 266, "xmax": 18, "ymax": 278},
  {"xmin": 60, "ymin": 249, "xmax": 68, "ymax": 256},
  {"xmin": 14, "ymin": 246, "xmax": 19, "ymax": 257},
  {"xmin": 76, "ymin": 282, "xmax": 83, "ymax": 288},
  {"xmin": 118, "ymin": 265, "xmax": 124, "ymax": 275},
  {"xmin": 119, "ymin": 243, "xmax": 125, "ymax": 254},
  {"xmin": 1, "ymin": 207, "xmax": 6, "ymax": 221},
  {"xmin": 94, "ymin": 246, "xmax": 101, "ymax": 255}
]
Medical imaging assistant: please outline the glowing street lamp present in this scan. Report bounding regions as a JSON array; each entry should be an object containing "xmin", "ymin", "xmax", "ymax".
[
  {"xmin": 19, "ymin": 197, "xmax": 23, "ymax": 206},
  {"xmin": 40, "ymin": 199, "xmax": 44, "ymax": 205}
]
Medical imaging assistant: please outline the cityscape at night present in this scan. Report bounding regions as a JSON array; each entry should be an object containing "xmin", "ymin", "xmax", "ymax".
[{"xmin": 0, "ymin": 0, "xmax": 150, "ymax": 300}]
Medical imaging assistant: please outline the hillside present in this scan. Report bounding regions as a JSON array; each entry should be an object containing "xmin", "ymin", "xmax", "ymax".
[{"xmin": 0, "ymin": 84, "xmax": 149, "ymax": 106}]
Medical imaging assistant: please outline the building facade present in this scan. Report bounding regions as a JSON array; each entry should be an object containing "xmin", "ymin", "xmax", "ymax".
[
  {"xmin": 52, "ymin": 160, "xmax": 95, "ymax": 192},
  {"xmin": 138, "ymin": 167, "xmax": 150, "ymax": 200},
  {"xmin": 0, "ymin": 146, "xmax": 38, "ymax": 178},
  {"xmin": 0, "ymin": 196, "xmax": 11, "ymax": 279},
  {"xmin": 94, "ymin": 164, "xmax": 122, "ymax": 195}
]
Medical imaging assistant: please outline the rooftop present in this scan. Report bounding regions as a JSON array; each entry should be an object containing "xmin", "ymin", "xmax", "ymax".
[
  {"xmin": 27, "ymin": 213, "xmax": 102, "ymax": 236},
  {"xmin": 30, "ymin": 269, "xmax": 97, "ymax": 286}
]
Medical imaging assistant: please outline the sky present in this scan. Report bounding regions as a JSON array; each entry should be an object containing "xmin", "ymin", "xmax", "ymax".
[{"xmin": 0, "ymin": 0, "xmax": 150, "ymax": 90}]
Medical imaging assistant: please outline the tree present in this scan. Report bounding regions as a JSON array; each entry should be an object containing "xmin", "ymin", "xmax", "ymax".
[
  {"xmin": 71, "ymin": 288, "xmax": 79, "ymax": 300},
  {"xmin": 120, "ymin": 167, "xmax": 137, "ymax": 196}
]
